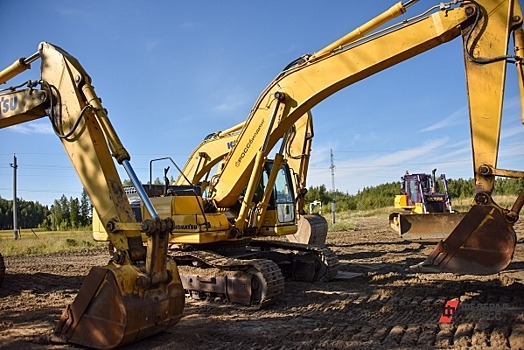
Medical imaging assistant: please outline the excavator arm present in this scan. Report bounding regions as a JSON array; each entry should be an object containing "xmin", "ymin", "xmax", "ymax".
[
  {"xmin": 207, "ymin": 0, "xmax": 523, "ymax": 275},
  {"xmin": 0, "ymin": 43, "xmax": 184, "ymax": 349},
  {"xmin": 279, "ymin": 111, "xmax": 331, "ymax": 246},
  {"xmin": 1, "ymin": 44, "xmax": 142, "ymax": 257}
]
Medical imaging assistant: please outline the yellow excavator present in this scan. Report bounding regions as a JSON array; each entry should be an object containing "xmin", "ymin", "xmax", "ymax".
[
  {"xmin": 1, "ymin": 0, "xmax": 524, "ymax": 348},
  {"xmin": 100, "ymin": 109, "xmax": 336, "ymax": 304},
  {"xmin": 163, "ymin": 0, "xmax": 521, "ymax": 279}
]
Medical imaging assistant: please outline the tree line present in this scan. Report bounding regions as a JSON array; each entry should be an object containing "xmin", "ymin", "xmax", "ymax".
[
  {"xmin": 1, "ymin": 177, "xmax": 523, "ymax": 231},
  {"xmin": 0, "ymin": 189, "xmax": 92, "ymax": 231},
  {"xmin": 304, "ymin": 177, "xmax": 524, "ymax": 212}
]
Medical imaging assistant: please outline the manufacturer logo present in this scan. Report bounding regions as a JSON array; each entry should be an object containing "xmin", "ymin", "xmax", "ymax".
[
  {"xmin": 0, "ymin": 96, "xmax": 18, "ymax": 114},
  {"xmin": 235, "ymin": 119, "xmax": 265, "ymax": 167},
  {"xmin": 174, "ymin": 222, "xmax": 211, "ymax": 230},
  {"xmin": 174, "ymin": 224, "xmax": 198, "ymax": 230}
]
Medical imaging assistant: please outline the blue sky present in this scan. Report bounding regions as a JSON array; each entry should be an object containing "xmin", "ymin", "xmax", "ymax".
[{"xmin": 1, "ymin": 1, "xmax": 523, "ymax": 207}]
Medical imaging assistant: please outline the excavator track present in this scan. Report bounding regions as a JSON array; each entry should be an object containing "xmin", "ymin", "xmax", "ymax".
[
  {"xmin": 172, "ymin": 250, "xmax": 285, "ymax": 308},
  {"xmin": 0, "ymin": 253, "xmax": 4, "ymax": 288},
  {"xmin": 249, "ymin": 240, "xmax": 340, "ymax": 281}
]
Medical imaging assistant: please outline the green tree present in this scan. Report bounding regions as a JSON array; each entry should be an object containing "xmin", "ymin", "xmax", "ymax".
[
  {"xmin": 79, "ymin": 188, "xmax": 92, "ymax": 227},
  {"xmin": 70, "ymin": 197, "xmax": 80, "ymax": 229}
]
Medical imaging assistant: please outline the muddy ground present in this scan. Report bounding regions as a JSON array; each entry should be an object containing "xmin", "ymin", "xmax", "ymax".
[{"xmin": 0, "ymin": 216, "xmax": 523, "ymax": 349}]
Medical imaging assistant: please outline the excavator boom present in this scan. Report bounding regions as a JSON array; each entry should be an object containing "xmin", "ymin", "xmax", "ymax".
[
  {"xmin": 173, "ymin": 121, "xmax": 245, "ymax": 187},
  {"xmin": 211, "ymin": 3, "xmax": 471, "ymax": 206},
  {"xmin": 0, "ymin": 43, "xmax": 184, "ymax": 349}
]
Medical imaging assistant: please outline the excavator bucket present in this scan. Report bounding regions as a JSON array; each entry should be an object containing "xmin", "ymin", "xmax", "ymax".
[
  {"xmin": 287, "ymin": 214, "xmax": 328, "ymax": 246},
  {"xmin": 389, "ymin": 212, "xmax": 467, "ymax": 241},
  {"xmin": 410, "ymin": 204, "xmax": 517, "ymax": 275},
  {"xmin": 52, "ymin": 261, "xmax": 185, "ymax": 349}
]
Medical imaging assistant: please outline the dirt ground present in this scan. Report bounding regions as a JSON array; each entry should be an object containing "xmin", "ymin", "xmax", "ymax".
[{"xmin": 0, "ymin": 216, "xmax": 523, "ymax": 350}]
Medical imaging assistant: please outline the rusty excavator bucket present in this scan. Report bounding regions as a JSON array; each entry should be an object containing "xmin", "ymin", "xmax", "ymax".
[
  {"xmin": 287, "ymin": 214, "xmax": 329, "ymax": 246},
  {"xmin": 51, "ymin": 217, "xmax": 185, "ymax": 349},
  {"xmin": 51, "ymin": 261, "xmax": 185, "ymax": 349},
  {"xmin": 410, "ymin": 201, "xmax": 517, "ymax": 275},
  {"xmin": 389, "ymin": 212, "xmax": 467, "ymax": 241}
]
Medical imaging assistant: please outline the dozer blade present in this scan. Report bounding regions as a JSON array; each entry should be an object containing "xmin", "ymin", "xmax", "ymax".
[
  {"xmin": 52, "ymin": 261, "xmax": 185, "ymax": 349},
  {"xmin": 410, "ymin": 204, "xmax": 517, "ymax": 275},
  {"xmin": 389, "ymin": 212, "xmax": 467, "ymax": 241},
  {"xmin": 287, "ymin": 214, "xmax": 328, "ymax": 246}
]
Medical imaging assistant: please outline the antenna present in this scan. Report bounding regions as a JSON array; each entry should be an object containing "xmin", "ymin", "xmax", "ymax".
[{"xmin": 330, "ymin": 149, "xmax": 336, "ymax": 226}]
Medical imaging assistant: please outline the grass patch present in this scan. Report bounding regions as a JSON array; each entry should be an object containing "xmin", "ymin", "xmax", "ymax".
[
  {"xmin": 0, "ymin": 229, "xmax": 106, "ymax": 257},
  {"xmin": 320, "ymin": 194, "xmax": 519, "ymax": 232},
  {"xmin": 452, "ymin": 195, "xmax": 516, "ymax": 212},
  {"xmin": 319, "ymin": 207, "xmax": 395, "ymax": 232}
]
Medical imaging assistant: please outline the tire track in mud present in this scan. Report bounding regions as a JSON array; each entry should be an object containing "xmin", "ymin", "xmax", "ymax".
[{"xmin": 260, "ymin": 275, "xmax": 524, "ymax": 349}]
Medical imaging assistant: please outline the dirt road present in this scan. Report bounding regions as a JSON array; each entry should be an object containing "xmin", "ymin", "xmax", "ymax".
[{"xmin": 0, "ymin": 216, "xmax": 523, "ymax": 349}]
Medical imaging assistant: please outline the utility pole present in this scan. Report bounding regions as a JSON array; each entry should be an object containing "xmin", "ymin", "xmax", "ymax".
[
  {"xmin": 330, "ymin": 149, "xmax": 336, "ymax": 227},
  {"xmin": 10, "ymin": 154, "xmax": 19, "ymax": 239}
]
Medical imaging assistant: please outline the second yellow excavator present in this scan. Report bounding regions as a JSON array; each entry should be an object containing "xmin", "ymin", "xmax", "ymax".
[{"xmin": 97, "ymin": 110, "xmax": 335, "ymax": 305}]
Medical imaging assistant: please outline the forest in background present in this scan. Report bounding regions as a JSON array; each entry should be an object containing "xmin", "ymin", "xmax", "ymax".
[
  {"xmin": 0, "ymin": 189, "xmax": 91, "ymax": 231},
  {"xmin": 304, "ymin": 177, "xmax": 524, "ymax": 211},
  {"xmin": 0, "ymin": 177, "xmax": 523, "ymax": 231}
]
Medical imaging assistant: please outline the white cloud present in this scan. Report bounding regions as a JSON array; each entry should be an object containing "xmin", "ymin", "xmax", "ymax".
[
  {"xmin": 305, "ymin": 137, "xmax": 478, "ymax": 194},
  {"xmin": 180, "ymin": 22, "xmax": 200, "ymax": 30},
  {"xmin": 420, "ymin": 106, "xmax": 467, "ymax": 132},
  {"xmin": 214, "ymin": 93, "xmax": 250, "ymax": 114},
  {"xmin": 501, "ymin": 125, "xmax": 524, "ymax": 139},
  {"xmin": 10, "ymin": 121, "xmax": 53, "ymax": 135},
  {"xmin": 349, "ymin": 138, "xmax": 450, "ymax": 169}
]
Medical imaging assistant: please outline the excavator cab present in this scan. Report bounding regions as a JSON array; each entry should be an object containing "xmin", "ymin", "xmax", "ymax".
[{"xmin": 260, "ymin": 161, "xmax": 297, "ymax": 230}]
